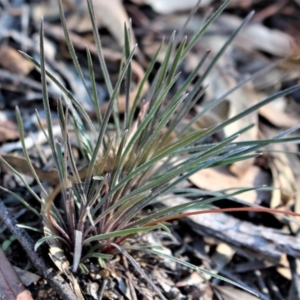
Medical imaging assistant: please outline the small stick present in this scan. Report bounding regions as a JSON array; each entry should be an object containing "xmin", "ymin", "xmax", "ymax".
[
  {"xmin": 145, "ymin": 207, "xmax": 300, "ymax": 226},
  {"xmin": 0, "ymin": 200, "xmax": 77, "ymax": 300}
]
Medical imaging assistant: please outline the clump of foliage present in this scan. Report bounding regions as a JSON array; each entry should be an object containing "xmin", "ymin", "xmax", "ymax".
[{"xmin": 1, "ymin": 0, "xmax": 300, "ymax": 298}]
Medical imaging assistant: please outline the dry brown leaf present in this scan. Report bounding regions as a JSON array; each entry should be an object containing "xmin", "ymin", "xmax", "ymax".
[
  {"xmin": 0, "ymin": 247, "xmax": 33, "ymax": 300},
  {"xmin": 277, "ymin": 254, "xmax": 292, "ymax": 280},
  {"xmin": 199, "ymin": 37, "xmax": 258, "ymax": 176},
  {"xmin": 0, "ymin": 119, "xmax": 19, "ymax": 142},
  {"xmin": 268, "ymin": 143, "xmax": 297, "ymax": 206},
  {"xmin": 76, "ymin": 0, "xmax": 135, "ymax": 48},
  {"xmin": 222, "ymin": 14, "xmax": 294, "ymax": 57},
  {"xmin": 193, "ymin": 105, "xmax": 227, "ymax": 140},
  {"xmin": 0, "ymin": 153, "xmax": 121, "ymax": 186},
  {"xmin": 278, "ymin": 42, "xmax": 300, "ymax": 77},
  {"xmin": 0, "ymin": 46, "xmax": 34, "ymax": 76},
  {"xmin": 268, "ymin": 147, "xmax": 300, "ymax": 232},
  {"xmin": 42, "ymin": 23, "xmax": 147, "ymax": 115},
  {"xmin": 277, "ymin": 254, "xmax": 300, "ymax": 282},
  {"xmin": 261, "ymin": 124, "xmax": 300, "ymax": 232},
  {"xmin": 189, "ymin": 165, "xmax": 269, "ymax": 204},
  {"xmin": 32, "ymin": 1, "xmax": 64, "ymax": 22},
  {"xmin": 259, "ymin": 96, "xmax": 300, "ymax": 128},
  {"xmin": 226, "ymin": 81, "xmax": 258, "ymax": 176},
  {"xmin": 0, "ymin": 155, "xmax": 61, "ymax": 185},
  {"xmin": 195, "ymin": 32, "xmax": 259, "ymax": 176},
  {"xmin": 33, "ymin": 0, "xmax": 135, "ymax": 48},
  {"xmin": 100, "ymin": 58, "xmax": 148, "ymax": 115},
  {"xmin": 1, "ymin": 125, "xmax": 62, "ymax": 154}
]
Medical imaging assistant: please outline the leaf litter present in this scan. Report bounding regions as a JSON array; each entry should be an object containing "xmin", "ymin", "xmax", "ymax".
[{"xmin": 0, "ymin": 0, "xmax": 300, "ymax": 299}]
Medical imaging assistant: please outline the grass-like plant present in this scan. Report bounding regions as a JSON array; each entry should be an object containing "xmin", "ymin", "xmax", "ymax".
[{"xmin": 1, "ymin": 0, "xmax": 300, "ymax": 298}]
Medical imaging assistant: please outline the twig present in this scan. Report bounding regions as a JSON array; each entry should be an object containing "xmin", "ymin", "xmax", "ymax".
[
  {"xmin": 122, "ymin": 254, "xmax": 138, "ymax": 300},
  {"xmin": 0, "ymin": 200, "xmax": 77, "ymax": 300},
  {"xmin": 219, "ymin": 269, "xmax": 269, "ymax": 300},
  {"xmin": 266, "ymin": 278, "xmax": 285, "ymax": 300},
  {"xmin": 287, "ymin": 255, "xmax": 300, "ymax": 300},
  {"xmin": 99, "ymin": 278, "xmax": 108, "ymax": 300}
]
